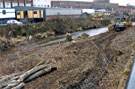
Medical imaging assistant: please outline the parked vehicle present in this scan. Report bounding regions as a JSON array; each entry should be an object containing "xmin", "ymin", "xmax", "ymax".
[{"xmin": 7, "ymin": 20, "xmax": 22, "ymax": 25}]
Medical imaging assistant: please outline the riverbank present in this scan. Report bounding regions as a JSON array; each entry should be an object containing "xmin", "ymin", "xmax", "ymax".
[
  {"xmin": 0, "ymin": 18, "xmax": 110, "ymax": 37},
  {"xmin": 0, "ymin": 18, "xmax": 110, "ymax": 51},
  {"xmin": 1, "ymin": 26, "xmax": 135, "ymax": 89}
]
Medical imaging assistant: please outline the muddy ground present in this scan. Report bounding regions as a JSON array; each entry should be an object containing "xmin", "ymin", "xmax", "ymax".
[{"xmin": 0, "ymin": 27, "xmax": 135, "ymax": 89}]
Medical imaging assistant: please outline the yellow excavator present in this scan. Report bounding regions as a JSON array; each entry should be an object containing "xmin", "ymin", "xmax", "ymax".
[
  {"xmin": 108, "ymin": 12, "xmax": 132, "ymax": 31},
  {"xmin": 93, "ymin": 14, "xmax": 103, "ymax": 19}
]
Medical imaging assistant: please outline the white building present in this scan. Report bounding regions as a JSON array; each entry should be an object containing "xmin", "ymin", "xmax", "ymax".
[
  {"xmin": 0, "ymin": 8, "xmax": 15, "ymax": 19},
  {"xmin": 0, "ymin": 0, "xmax": 33, "ymax": 8},
  {"xmin": 33, "ymin": 0, "xmax": 51, "ymax": 8}
]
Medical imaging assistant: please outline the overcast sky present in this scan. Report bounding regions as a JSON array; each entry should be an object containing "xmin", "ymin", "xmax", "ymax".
[{"xmin": 110, "ymin": 0, "xmax": 135, "ymax": 6}]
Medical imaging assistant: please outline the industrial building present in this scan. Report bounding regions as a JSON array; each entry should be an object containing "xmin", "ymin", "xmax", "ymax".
[
  {"xmin": 51, "ymin": 0, "xmax": 135, "ymax": 12},
  {"xmin": 0, "ymin": 8, "xmax": 16, "ymax": 24},
  {"xmin": 0, "ymin": 0, "xmax": 51, "ymax": 8},
  {"xmin": 33, "ymin": 0, "xmax": 51, "ymax": 8},
  {"xmin": 15, "ymin": 7, "xmax": 82, "ymax": 22},
  {"xmin": 0, "ymin": 0, "xmax": 33, "ymax": 8},
  {"xmin": 51, "ymin": 0, "xmax": 119, "ymax": 11}
]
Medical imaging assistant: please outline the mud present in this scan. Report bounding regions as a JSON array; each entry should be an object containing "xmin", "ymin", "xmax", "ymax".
[{"xmin": 0, "ymin": 27, "xmax": 135, "ymax": 89}]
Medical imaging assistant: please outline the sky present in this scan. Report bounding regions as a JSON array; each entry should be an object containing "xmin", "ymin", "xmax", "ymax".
[{"xmin": 110, "ymin": 0, "xmax": 135, "ymax": 6}]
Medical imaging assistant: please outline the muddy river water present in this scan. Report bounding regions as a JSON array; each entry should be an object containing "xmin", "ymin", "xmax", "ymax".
[
  {"xmin": 39, "ymin": 22, "xmax": 135, "ymax": 47},
  {"xmin": 39, "ymin": 27, "xmax": 109, "ymax": 47}
]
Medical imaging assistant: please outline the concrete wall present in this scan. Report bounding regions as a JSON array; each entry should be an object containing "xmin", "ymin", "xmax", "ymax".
[
  {"xmin": 46, "ymin": 8, "xmax": 82, "ymax": 16},
  {"xmin": 46, "ymin": 15, "xmax": 80, "ymax": 21},
  {"xmin": 45, "ymin": 8, "xmax": 82, "ymax": 21}
]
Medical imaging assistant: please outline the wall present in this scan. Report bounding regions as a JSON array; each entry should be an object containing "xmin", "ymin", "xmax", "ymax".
[
  {"xmin": 0, "ymin": 8, "xmax": 15, "ymax": 19},
  {"xmin": 45, "ymin": 8, "xmax": 82, "ymax": 21},
  {"xmin": 0, "ymin": 2, "xmax": 3, "ymax": 8},
  {"xmin": 46, "ymin": 8, "xmax": 82, "ymax": 16},
  {"xmin": 46, "ymin": 15, "xmax": 81, "ymax": 21}
]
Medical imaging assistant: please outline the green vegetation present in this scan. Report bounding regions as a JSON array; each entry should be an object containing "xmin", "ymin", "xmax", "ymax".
[
  {"xmin": 121, "ymin": 71, "xmax": 130, "ymax": 76},
  {"xmin": 0, "ymin": 18, "xmax": 111, "ymax": 37}
]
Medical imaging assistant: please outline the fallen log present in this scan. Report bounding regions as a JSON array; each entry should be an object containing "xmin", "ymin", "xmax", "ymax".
[
  {"xmin": 0, "ymin": 75, "xmax": 21, "ymax": 89},
  {"xmin": 0, "ymin": 59, "xmax": 57, "ymax": 89},
  {"xmin": 0, "ymin": 72, "xmax": 24, "ymax": 88},
  {"xmin": 18, "ymin": 59, "xmax": 56, "ymax": 82},
  {"xmin": 12, "ymin": 83, "xmax": 25, "ymax": 89},
  {"xmin": 25, "ymin": 64, "xmax": 57, "ymax": 82},
  {"xmin": 4, "ymin": 81, "xmax": 21, "ymax": 89}
]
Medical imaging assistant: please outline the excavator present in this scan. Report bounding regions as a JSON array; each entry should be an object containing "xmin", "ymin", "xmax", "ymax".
[
  {"xmin": 108, "ymin": 12, "xmax": 132, "ymax": 31},
  {"xmin": 93, "ymin": 14, "xmax": 103, "ymax": 19}
]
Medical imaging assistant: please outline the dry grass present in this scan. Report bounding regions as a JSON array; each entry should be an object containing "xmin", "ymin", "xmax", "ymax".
[{"xmin": 1, "ymin": 27, "xmax": 135, "ymax": 89}]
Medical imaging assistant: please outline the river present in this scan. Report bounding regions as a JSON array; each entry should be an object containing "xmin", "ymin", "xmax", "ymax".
[{"xmin": 39, "ymin": 27, "xmax": 109, "ymax": 47}]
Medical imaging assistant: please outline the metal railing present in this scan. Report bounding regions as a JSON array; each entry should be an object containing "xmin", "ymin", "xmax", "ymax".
[{"xmin": 125, "ymin": 58, "xmax": 135, "ymax": 89}]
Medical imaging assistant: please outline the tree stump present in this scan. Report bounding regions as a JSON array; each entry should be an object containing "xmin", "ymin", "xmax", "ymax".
[{"xmin": 66, "ymin": 32, "xmax": 72, "ymax": 42}]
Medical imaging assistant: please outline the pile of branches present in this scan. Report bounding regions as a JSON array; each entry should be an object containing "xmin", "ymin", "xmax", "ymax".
[{"xmin": 0, "ymin": 59, "xmax": 57, "ymax": 89}]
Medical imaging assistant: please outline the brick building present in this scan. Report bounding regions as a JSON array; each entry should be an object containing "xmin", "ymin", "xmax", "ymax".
[
  {"xmin": 51, "ymin": 0, "xmax": 119, "ymax": 11},
  {"xmin": 0, "ymin": 0, "xmax": 33, "ymax": 8},
  {"xmin": 51, "ymin": 0, "xmax": 135, "ymax": 12}
]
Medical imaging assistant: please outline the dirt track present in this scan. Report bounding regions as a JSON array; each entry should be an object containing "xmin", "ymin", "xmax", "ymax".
[{"xmin": 1, "ymin": 27, "xmax": 135, "ymax": 89}]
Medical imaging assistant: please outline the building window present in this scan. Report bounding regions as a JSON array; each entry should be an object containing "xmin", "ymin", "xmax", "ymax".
[
  {"xmin": 33, "ymin": 11, "xmax": 37, "ymax": 14},
  {"xmin": 17, "ymin": 12, "xmax": 20, "ymax": 15},
  {"xmin": 6, "ymin": 3, "xmax": 9, "ymax": 5},
  {"xmin": 2, "ymin": 10, "xmax": 6, "ymax": 15}
]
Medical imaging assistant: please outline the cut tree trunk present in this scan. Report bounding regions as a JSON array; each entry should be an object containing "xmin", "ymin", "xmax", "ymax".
[{"xmin": 0, "ymin": 59, "xmax": 57, "ymax": 89}]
